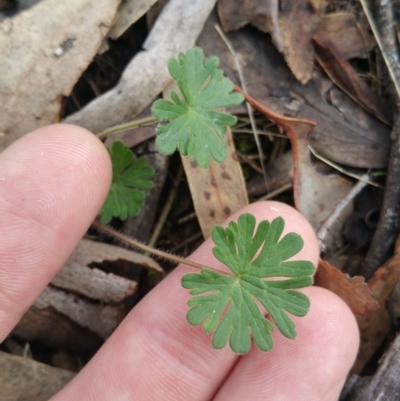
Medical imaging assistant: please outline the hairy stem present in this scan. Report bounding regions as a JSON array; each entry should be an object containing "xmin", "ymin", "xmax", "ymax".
[
  {"xmin": 92, "ymin": 220, "xmax": 228, "ymax": 274},
  {"xmin": 97, "ymin": 116, "xmax": 159, "ymax": 140}
]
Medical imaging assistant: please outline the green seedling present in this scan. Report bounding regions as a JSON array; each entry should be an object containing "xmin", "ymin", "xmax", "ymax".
[
  {"xmin": 99, "ymin": 141, "xmax": 155, "ymax": 224},
  {"xmin": 182, "ymin": 214, "xmax": 314, "ymax": 354},
  {"xmin": 151, "ymin": 47, "xmax": 244, "ymax": 168},
  {"xmin": 96, "ymin": 47, "xmax": 314, "ymax": 354}
]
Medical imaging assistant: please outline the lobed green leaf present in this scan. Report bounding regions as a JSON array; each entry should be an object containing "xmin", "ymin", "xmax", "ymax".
[
  {"xmin": 181, "ymin": 213, "xmax": 315, "ymax": 354},
  {"xmin": 151, "ymin": 47, "xmax": 244, "ymax": 168},
  {"xmin": 99, "ymin": 141, "xmax": 155, "ymax": 224}
]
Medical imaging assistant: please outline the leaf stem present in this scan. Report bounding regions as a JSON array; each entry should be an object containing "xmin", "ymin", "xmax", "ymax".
[
  {"xmin": 91, "ymin": 220, "xmax": 228, "ymax": 274},
  {"xmin": 97, "ymin": 116, "xmax": 159, "ymax": 140}
]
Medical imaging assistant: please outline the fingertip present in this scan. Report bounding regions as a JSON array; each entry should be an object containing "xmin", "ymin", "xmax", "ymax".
[
  {"xmin": 2, "ymin": 123, "xmax": 112, "ymax": 194},
  {"xmin": 19, "ymin": 123, "xmax": 112, "ymax": 186},
  {"xmin": 0, "ymin": 123, "xmax": 112, "ymax": 339},
  {"xmin": 213, "ymin": 286, "xmax": 360, "ymax": 401},
  {"xmin": 292, "ymin": 286, "xmax": 360, "ymax": 399},
  {"xmin": 306, "ymin": 286, "xmax": 360, "ymax": 367}
]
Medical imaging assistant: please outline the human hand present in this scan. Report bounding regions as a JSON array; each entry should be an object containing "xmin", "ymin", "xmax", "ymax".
[{"xmin": 0, "ymin": 124, "xmax": 359, "ymax": 401}]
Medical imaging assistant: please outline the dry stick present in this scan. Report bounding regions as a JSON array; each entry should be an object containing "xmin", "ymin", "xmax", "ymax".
[
  {"xmin": 308, "ymin": 146, "xmax": 384, "ymax": 189},
  {"xmin": 91, "ymin": 220, "xmax": 229, "ymax": 276},
  {"xmin": 317, "ymin": 176, "xmax": 369, "ymax": 254},
  {"xmin": 258, "ymin": 183, "xmax": 293, "ymax": 202},
  {"xmin": 360, "ymin": 0, "xmax": 400, "ymax": 98},
  {"xmin": 362, "ymin": 113, "xmax": 400, "ymax": 279},
  {"xmin": 359, "ymin": 0, "xmax": 400, "ymax": 279}
]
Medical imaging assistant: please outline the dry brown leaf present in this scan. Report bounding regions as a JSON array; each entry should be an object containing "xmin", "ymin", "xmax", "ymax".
[
  {"xmin": 286, "ymin": 121, "xmax": 354, "ymax": 231},
  {"xmin": 217, "ymin": 0, "xmax": 283, "ymax": 52},
  {"xmin": 279, "ymin": 0, "xmax": 327, "ymax": 83},
  {"xmin": 217, "ymin": 0, "xmax": 325, "ymax": 83},
  {"xmin": 233, "ymin": 86, "xmax": 354, "ymax": 231},
  {"xmin": 329, "ymin": 87, "xmax": 389, "ymax": 138},
  {"xmin": 352, "ymin": 237, "xmax": 400, "ymax": 373},
  {"xmin": 197, "ymin": 15, "xmax": 390, "ymax": 168},
  {"xmin": 315, "ymin": 259, "xmax": 378, "ymax": 316},
  {"xmin": 182, "ymin": 128, "xmax": 248, "ymax": 238},
  {"xmin": 0, "ymin": 351, "xmax": 75, "ymax": 401},
  {"xmin": 0, "ymin": 0, "xmax": 122, "ymax": 151},
  {"xmin": 314, "ymin": 12, "xmax": 376, "ymax": 59},
  {"xmin": 314, "ymin": 36, "xmax": 393, "ymax": 126}
]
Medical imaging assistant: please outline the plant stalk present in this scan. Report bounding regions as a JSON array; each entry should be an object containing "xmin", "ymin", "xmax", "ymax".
[
  {"xmin": 92, "ymin": 220, "xmax": 228, "ymax": 274},
  {"xmin": 97, "ymin": 116, "xmax": 159, "ymax": 140}
]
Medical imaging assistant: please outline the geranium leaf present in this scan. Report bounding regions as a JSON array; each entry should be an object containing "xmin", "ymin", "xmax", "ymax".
[
  {"xmin": 151, "ymin": 47, "xmax": 244, "ymax": 168},
  {"xmin": 99, "ymin": 141, "xmax": 155, "ymax": 224},
  {"xmin": 181, "ymin": 213, "xmax": 315, "ymax": 354}
]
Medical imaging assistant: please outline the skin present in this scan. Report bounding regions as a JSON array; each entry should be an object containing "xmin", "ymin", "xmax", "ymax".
[{"xmin": 0, "ymin": 124, "xmax": 360, "ymax": 401}]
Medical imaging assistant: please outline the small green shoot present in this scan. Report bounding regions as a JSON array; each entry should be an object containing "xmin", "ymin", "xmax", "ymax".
[
  {"xmin": 151, "ymin": 47, "xmax": 244, "ymax": 168},
  {"xmin": 99, "ymin": 141, "xmax": 155, "ymax": 224},
  {"xmin": 181, "ymin": 213, "xmax": 315, "ymax": 354}
]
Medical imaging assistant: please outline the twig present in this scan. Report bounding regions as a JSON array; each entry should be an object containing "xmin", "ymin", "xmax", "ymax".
[
  {"xmin": 359, "ymin": 0, "xmax": 400, "ymax": 279},
  {"xmin": 360, "ymin": 0, "xmax": 400, "ymax": 99},
  {"xmin": 258, "ymin": 182, "xmax": 293, "ymax": 202},
  {"xmin": 308, "ymin": 146, "xmax": 384, "ymax": 188},
  {"xmin": 317, "ymin": 176, "xmax": 369, "ymax": 253},
  {"xmin": 177, "ymin": 211, "xmax": 197, "ymax": 224},
  {"xmin": 362, "ymin": 112, "xmax": 400, "ymax": 279},
  {"xmin": 91, "ymin": 220, "xmax": 229, "ymax": 275}
]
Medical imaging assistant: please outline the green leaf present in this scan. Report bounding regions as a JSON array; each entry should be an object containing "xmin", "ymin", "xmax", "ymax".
[
  {"xmin": 181, "ymin": 213, "xmax": 315, "ymax": 354},
  {"xmin": 99, "ymin": 141, "xmax": 155, "ymax": 224},
  {"xmin": 151, "ymin": 47, "xmax": 244, "ymax": 168}
]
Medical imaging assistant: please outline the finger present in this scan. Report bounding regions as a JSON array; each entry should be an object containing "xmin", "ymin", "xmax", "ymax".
[
  {"xmin": 0, "ymin": 124, "xmax": 111, "ymax": 341},
  {"xmin": 52, "ymin": 201, "xmax": 320, "ymax": 401},
  {"xmin": 213, "ymin": 286, "xmax": 359, "ymax": 401}
]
